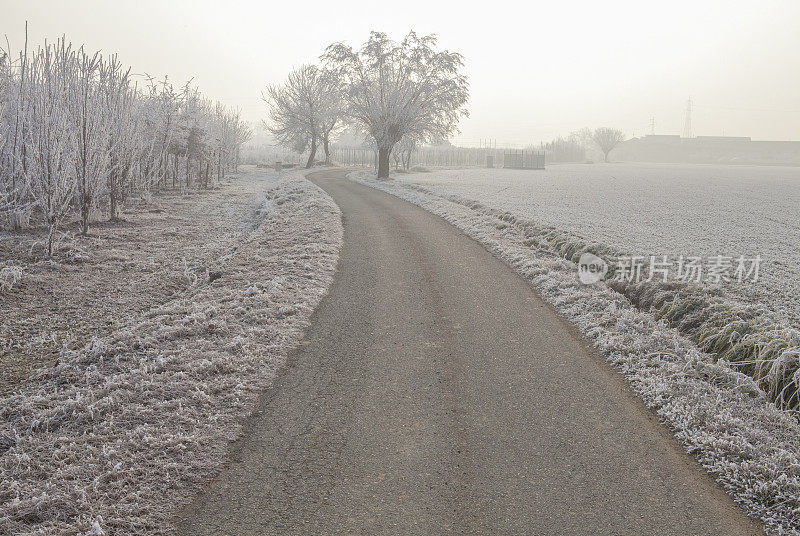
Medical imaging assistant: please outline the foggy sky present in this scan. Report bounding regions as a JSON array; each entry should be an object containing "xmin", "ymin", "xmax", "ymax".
[{"xmin": 4, "ymin": 0, "xmax": 800, "ymax": 145}]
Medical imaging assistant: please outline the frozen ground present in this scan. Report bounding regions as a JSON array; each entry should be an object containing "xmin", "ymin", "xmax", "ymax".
[
  {"xmin": 353, "ymin": 170, "xmax": 800, "ymax": 535},
  {"xmin": 392, "ymin": 163, "xmax": 800, "ymax": 325},
  {"xmin": 0, "ymin": 168, "xmax": 342, "ymax": 535},
  {"xmin": 0, "ymin": 166, "xmax": 296, "ymax": 393}
]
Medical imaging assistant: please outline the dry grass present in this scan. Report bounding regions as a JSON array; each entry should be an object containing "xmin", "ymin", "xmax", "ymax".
[
  {"xmin": 0, "ymin": 168, "xmax": 276, "ymax": 394},
  {"xmin": 377, "ymin": 178, "xmax": 800, "ymax": 412},
  {"xmin": 0, "ymin": 168, "xmax": 342, "ymax": 535},
  {"xmin": 356, "ymin": 171, "xmax": 800, "ymax": 535}
]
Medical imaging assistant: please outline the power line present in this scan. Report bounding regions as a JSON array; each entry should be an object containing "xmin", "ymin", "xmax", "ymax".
[{"xmin": 693, "ymin": 104, "xmax": 800, "ymax": 113}]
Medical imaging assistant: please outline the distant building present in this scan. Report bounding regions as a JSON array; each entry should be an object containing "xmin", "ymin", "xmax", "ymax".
[{"xmin": 615, "ymin": 135, "xmax": 800, "ymax": 166}]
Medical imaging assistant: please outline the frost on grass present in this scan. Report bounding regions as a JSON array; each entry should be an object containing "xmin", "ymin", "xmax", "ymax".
[
  {"xmin": 1, "ymin": 168, "xmax": 281, "ymax": 394},
  {"xmin": 353, "ymin": 171, "xmax": 800, "ymax": 535},
  {"xmin": 388, "ymin": 164, "xmax": 800, "ymax": 324},
  {"xmin": 0, "ymin": 265, "xmax": 22, "ymax": 293},
  {"xmin": 0, "ymin": 170, "xmax": 342, "ymax": 536},
  {"xmin": 378, "ymin": 167, "xmax": 800, "ymax": 412}
]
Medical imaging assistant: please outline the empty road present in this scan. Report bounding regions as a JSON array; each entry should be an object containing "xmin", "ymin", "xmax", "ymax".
[{"xmin": 177, "ymin": 168, "xmax": 761, "ymax": 535}]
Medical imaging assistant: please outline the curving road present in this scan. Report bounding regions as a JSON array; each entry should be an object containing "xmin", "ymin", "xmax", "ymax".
[{"xmin": 176, "ymin": 168, "xmax": 761, "ymax": 535}]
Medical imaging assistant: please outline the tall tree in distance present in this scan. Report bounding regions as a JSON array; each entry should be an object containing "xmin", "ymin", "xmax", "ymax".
[
  {"xmin": 318, "ymin": 69, "xmax": 345, "ymax": 165},
  {"xmin": 592, "ymin": 127, "xmax": 626, "ymax": 162},
  {"xmin": 323, "ymin": 31, "xmax": 469, "ymax": 178},
  {"xmin": 265, "ymin": 65, "xmax": 330, "ymax": 169}
]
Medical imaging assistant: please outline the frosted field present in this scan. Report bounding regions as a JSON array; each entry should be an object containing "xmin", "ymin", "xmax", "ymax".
[
  {"xmin": 356, "ymin": 170, "xmax": 800, "ymax": 533},
  {"xmin": 396, "ymin": 163, "xmax": 800, "ymax": 324},
  {"xmin": 0, "ymin": 170, "xmax": 343, "ymax": 535}
]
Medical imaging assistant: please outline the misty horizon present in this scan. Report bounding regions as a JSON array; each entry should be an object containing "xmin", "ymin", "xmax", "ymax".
[
  {"xmin": 4, "ymin": 2, "xmax": 800, "ymax": 535},
  {"xmin": 4, "ymin": 0, "xmax": 800, "ymax": 145}
]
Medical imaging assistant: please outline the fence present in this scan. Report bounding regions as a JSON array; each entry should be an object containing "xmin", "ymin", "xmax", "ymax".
[
  {"xmin": 331, "ymin": 147, "xmax": 376, "ymax": 168},
  {"xmin": 331, "ymin": 145, "xmax": 542, "ymax": 170},
  {"xmin": 248, "ymin": 144, "xmax": 549, "ymax": 171},
  {"xmin": 241, "ymin": 144, "xmax": 306, "ymax": 167},
  {"xmin": 503, "ymin": 150, "xmax": 546, "ymax": 170}
]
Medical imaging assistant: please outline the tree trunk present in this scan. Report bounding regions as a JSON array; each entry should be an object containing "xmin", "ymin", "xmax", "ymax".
[
  {"xmin": 47, "ymin": 219, "xmax": 57, "ymax": 257},
  {"xmin": 404, "ymin": 150, "xmax": 412, "ymax": 170},
  {"xmin": 109, "ymin": 191, "xmax": 118, "ymax": 222},
  {"xmin": 305, "ymin": 136, "xmax": 317, "ymax": 169},
  {"xmin": 377, "ymin": 147, "xmax": 390, "ymax": 178},
  {"xmin": 80, "ymin": 198, "xmax": 89, "ymax": 236},
  {"xmin": 323, "ymin": 136, "xmax": 330, "ymax": 165}
]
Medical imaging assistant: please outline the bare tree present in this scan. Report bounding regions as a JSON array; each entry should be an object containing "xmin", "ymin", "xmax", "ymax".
[
  {"xmin": 71, "ymin": 48, "xmax": 109, "ymax": 236},
  {"xmin": 0, "ymin": 31, "xmax": 253, "ymax": 252},
  {"xmin": 592, "ymin": 127, "xmax": 626, "ymax": 163},
  {"xmin": 264, "ymin": 65, "xmax": 328, "ymax": 169},
  {"xmin": 393, "ymin": 134, "xmax": 420, "ymax": 171},
  {"xmin": 323, "ymin": 31, "xmax": 469, "ymax": 178},
  {"xmin": 101, "ymin": 55, "xmax": 136, "ymax": 220},
  {"xmin": 25, "ymin": 38, "xmax": 76, "ymax": 253},
  {"xmin": 317, "ymin": 69, "xmax": 345, "ymax": 165}
]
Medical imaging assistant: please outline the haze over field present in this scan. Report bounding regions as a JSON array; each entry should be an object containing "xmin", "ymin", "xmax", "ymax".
[
  {"xmin": 391, "ymin": 164, "xmax": 800, "ymax": 323},
  {"xmin": 4, "ymin": 0, "xmax": 800, "ymax": 144},
  {"xmin": 5, "ymin": 3, "xmax": 800, "ymax": 536}
]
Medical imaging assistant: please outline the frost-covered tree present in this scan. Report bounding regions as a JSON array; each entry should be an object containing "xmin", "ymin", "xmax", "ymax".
[
  {"xmin": 323, "ymin": 31, "xmax": 469, "ymax": 178},
  {"xmin": 99, "ymin": 55, "xmax": 138, "ymax": 221},
  {"xmin": 317, "ymin": 69, "xmax": 345, "ymax": 165},
  {"xmin": 0, "ymin": 32, "xmax": 252, "ymax": 251},
  {"xmin": 392, "ymin": 133, "xmax": 420, "ymax": 171},
  {"xmin": 25, "ymin": 39, "xmax": 77, "ymax": 253},
  {"xmin": 592, "ymin": 127, "xmax": 626, "ymax": 163},
  {"xmin": 265, "ymin": 65, "xmax": 332, "ymax": 169},
  {"xmin": 71, "ymin": 48, "xmax": 111, "ymax": 235}
]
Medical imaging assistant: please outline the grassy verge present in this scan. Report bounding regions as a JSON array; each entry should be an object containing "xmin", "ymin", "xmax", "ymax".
[{"xmin": 403, "ymin": 182, "xmax": 800, "ymax": 412}]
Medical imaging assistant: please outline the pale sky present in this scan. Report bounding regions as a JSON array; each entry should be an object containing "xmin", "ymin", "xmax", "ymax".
[{"xmin": 4, "ymin": 0, "xmax": 800, "ymax": 145}]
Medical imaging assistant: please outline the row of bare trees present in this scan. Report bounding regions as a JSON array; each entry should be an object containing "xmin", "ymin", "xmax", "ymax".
[
  {"xmin": 0, "ymin": 33, "xmax": 251, "ymax": 253},
  {"xmin": 265, "ymin": 31, "xmax": 470, "ymax": 178},
  {"xmin": 537, "ymin": 136, "xmax": 587, "ymax": 163},
  {"xmin": 536, "ymin": 128, "xmax": 627, "ymax": 163}
]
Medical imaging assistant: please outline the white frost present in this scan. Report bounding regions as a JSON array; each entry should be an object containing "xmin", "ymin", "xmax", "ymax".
[
  {"xmin": 353, "ymin": 169, "xmax": 800, "ymax": 535},
  {"xmin": 0, "ymin": 170, "xmax": 342, "ymax": 535}
]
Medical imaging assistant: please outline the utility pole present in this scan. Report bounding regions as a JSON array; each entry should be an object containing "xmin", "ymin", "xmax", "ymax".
[{"xmin": 682, "ymin": 98, "xmax": 693, "ymax": 138}]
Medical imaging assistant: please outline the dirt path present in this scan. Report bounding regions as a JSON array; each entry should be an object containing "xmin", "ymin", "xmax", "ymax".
[{"xmin": 176, "ymin": 169, "xmax": 761, "ymax": 535}]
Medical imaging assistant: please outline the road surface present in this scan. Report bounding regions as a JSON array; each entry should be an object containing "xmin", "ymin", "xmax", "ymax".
[{"xmin": 177, "ymin": 168, "xmax": 761, "ymax": 535}]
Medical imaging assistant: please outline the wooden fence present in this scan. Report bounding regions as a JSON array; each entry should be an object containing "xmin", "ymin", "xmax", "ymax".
[
  {"xmin": 331, "ymin": 146, "xmax": 546, "ymax": 170},
  {"xmin": 502, "ymin": 150, "xmax": 546, "ymax": 170}
]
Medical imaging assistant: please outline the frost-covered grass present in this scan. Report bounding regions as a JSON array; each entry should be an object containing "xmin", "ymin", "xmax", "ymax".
[
  {"xmin": 0, "ymin": 169, "xmax": 342, "ymax": 535},
  {"xmin": 353, "ymin": 170, "xmax": 800, "ymax": 535},
  {"xmin": 380, "ymin": 164, "xmax": 800, "ymax": 412},
  {"xmin": 0, "ymin": 167, "xmax": 283, "ymax": 394},
  {"xmin": 392, "ymin": 163, "xmax": 800, "ymax": 324},
  {"xmin": 0, "ymin": 265, "xmax": 22, "ymax": 293}
]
